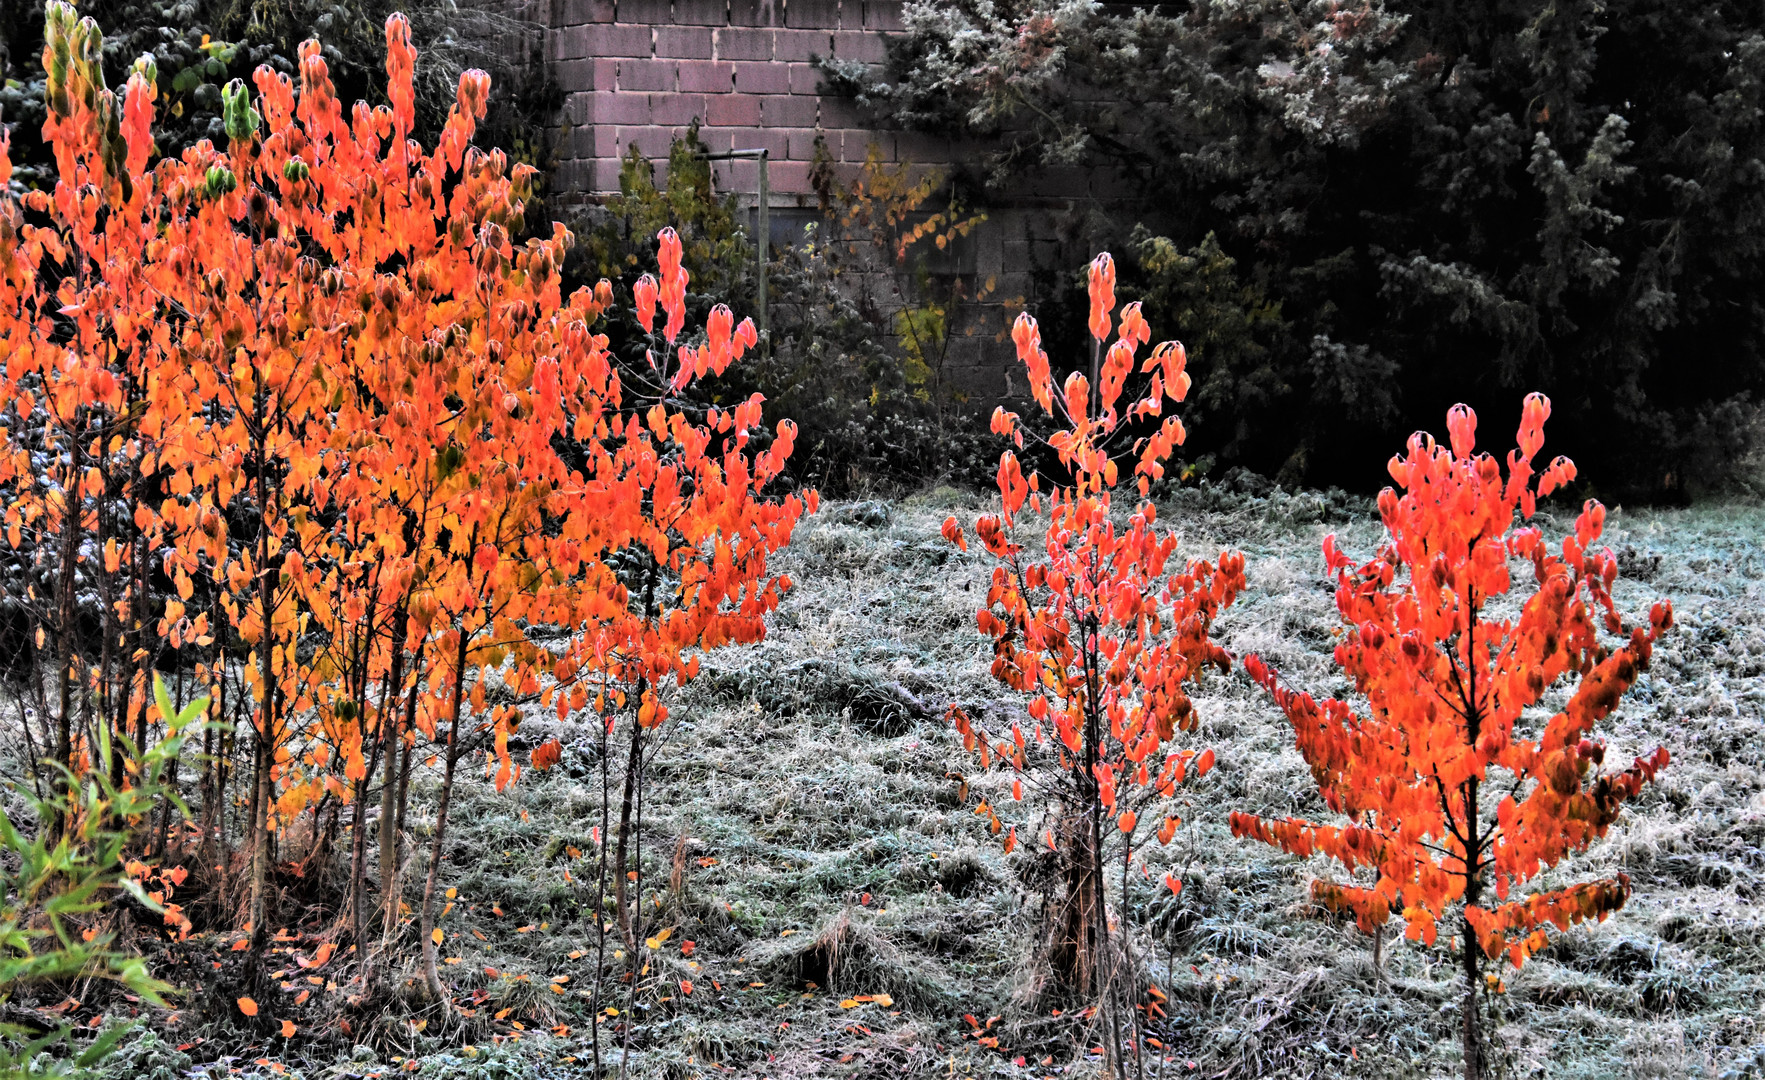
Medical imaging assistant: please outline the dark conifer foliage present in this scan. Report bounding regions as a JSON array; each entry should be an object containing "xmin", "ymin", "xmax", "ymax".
[{"xmin": 828, "ymin": 0, "xmax": 1765, "ymax": 496}]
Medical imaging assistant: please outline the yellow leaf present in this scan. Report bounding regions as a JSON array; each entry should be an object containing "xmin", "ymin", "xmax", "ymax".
[
  {"xmin": 839, "ymin": 998, "xmax": 860, "ymax": 1009},
  {"xmin": 237, "ymin": 996, "xmax": 259, "ymax": 1017},
  {"xmin": 280, "ymin": 1020, "xmax": 296, "ymax": 1038},
  {"xmin": 446, "ymin": 888, "xmax": 457, "ymax": 900},
  {"xmin": 431, "ymin": 928, "xmax": 444, "ymax": 946}
]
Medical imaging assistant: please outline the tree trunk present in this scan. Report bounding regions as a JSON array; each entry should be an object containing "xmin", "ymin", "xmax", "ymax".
[
  {"xmin": 419, "ymin": 632, "xmax": 471, "ymax": 1012},
  {"xmin": 611, "ymin": 716, "xmax": 642, "ymax": 953},
  {"xmin": 1462, "ymin": 911, "xmax": 1481, "ymax": 1080},
  {"xmin": 1049, "ymin": 808, "xmax": 1103, "ymax": 994}
]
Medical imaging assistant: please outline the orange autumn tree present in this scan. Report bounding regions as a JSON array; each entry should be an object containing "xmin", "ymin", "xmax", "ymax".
[
  {"xmin": 1230, "ymin": 395, "xmax": 1673, "ymax": 1080},
  {"xmin": 1, "ymin": 1, "xmax": 625, "ymax": 970},
  {"xmin": 574, "ymin": 227, "xmax": 813, "ymax": 1072},
  {"xmin": 943, "ymin": 253, "xmax": 1244, "ymax": 1075}
]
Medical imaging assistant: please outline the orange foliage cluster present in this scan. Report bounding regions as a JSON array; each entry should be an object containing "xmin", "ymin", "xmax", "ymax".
[
  {"xmin": 1231, "ymin": 395, "xmax": 1672, "ymax": 972},
  {"xmin": 0, "ymin": 5, "xmax": 808, "ymax": 964},
  {"xmin": 945, "ymin": 251, "xmax": 1244, "ymax": 917}
]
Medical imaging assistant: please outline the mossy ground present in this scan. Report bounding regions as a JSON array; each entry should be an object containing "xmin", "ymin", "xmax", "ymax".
[{"xmin": 89, "ymin": 487, "xmax": 1765, "ymax": 1079}]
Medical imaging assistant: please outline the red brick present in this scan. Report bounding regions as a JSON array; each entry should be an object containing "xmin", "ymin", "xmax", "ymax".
[
  {"xmin": 715, "ymin": 26, "xmax": 774, "ymax": 60},
  {"xmin": 785, "ymin": 0, "xmax": 841, "ymax": 27},
  {"xmin": 828, "ymin": 30, "xmax": 887, "ymax": 63},
  {"xmin": 773, "ymin": 29, "xmax": 832, "ymax": 61},
  {"xmin": 561, "ymin": 0, "xmax": 617, "ymax": 22},
  {"xmin": 732, "ymin": 61, "xmax": 792, "ymax": 93},
  {"xmin": 759, "ymin": 93, "xmax": 818, "ymax": 127},
  {"xmin": 788, "ymin": 62, "xmax": 824, "ymax": 94},
  {"xmin": 730, "ymin": 0, "xmax": 780, "ymax": 25},
  {"xmin": 862, "ymin": 1, "xmax": 903, "ymax": 31},
  {"xmin": 614, "ymin": 59, "xmax": 675, "ymax": 91},
  {"xmin": 706, "ymin": 93, "xmax": 763, "ymax": 126},
  {"xmin": 649, "ymin": 92, "xmax": 709, "ymax": 125},
  {"xmin": 727, "ymin": 127, "xmax": 789, "ymax": 158},
  {"xmin": 616, "ymin": 0, "xmax": 673, "ymax": 20},
  {"xmin": 589, "ymin": 23, "xmax": 654, "ymax": 57},
  {"xmin": 678, "ymin": 59, "xmax": 736, "ymax": 93},
  {"xmin": 657, "ymin": 26, "xmax": 714, "ymax": 58},
  {"xmin": 674, "ymin": 0, "xmax": 728, "ymax": 24}
]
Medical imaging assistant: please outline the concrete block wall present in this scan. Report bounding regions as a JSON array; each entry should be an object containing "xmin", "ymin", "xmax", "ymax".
[
  {"xmin": 549, "ymin": 0, "xmax": 934, "ymax": 199},
  {"xmin": 545, "ymin": 0, "xmax": 1119, "ymax": 404}
]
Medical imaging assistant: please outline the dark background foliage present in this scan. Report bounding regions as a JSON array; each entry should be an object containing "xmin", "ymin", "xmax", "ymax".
[
  {"xmin": 1, "ymin": 0, "xmax": 558, "ymax": 202},
  {"xmin": 564, "ymin": 127, "xmax": 997, "ymax": 497},
  {"xmin": 824, "ymin": 0, "xmax": 1765, "ymax": 498}
]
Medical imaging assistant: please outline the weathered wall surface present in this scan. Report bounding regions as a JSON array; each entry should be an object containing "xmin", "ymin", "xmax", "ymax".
[
  {"xmin": 543, "ymin": 0, "xmax": 1103, "ymax": 401},
  {"xmin": 546, "ymin": 0, "xmax": 946, "ymax": 198}
]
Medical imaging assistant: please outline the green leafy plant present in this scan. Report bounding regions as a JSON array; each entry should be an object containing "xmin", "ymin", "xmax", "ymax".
[{"xmin": 0, "ymin": 675, "xmax": 205, "ymax": 1077}]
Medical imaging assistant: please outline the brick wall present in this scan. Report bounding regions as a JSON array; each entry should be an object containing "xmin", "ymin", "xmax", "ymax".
[
  {"xmin": 544, "ymin": 0, "xmax": 1118, "ymax": 402},
  {"xmin": 549, "ymin": 0, "xmax": 940, "ymax": 199}
]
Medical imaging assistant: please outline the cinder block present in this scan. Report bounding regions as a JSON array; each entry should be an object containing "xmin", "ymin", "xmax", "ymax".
[
  {"xmin": 837, "ymin": 128, "xmax": 893, "ymax": 162},
  {"xmin": 589, "ymin": 23, "xmax": 654, "ymax": 57},
  {"xmin": 784, "ymin": 0, "xmax": 841, "ymax": 27},
  {"xmin": 649, "ymin": 92, "xmax": 709, "ymax": 125},
  {"xmin": 616, "ymin": 59, "xmax": 677, "ymax": 91},
  {"xmin": 616, "ymin": 0, "xmax": 673, "ymax": 21},
  {"xmin": 759, "ymin": 93, "xmax": 818, "ymax": 127},
  {"xmin": 674, "ymin": 0, "xmax": 728, "ymax": 25},
  {"xmin": 554, "ymin": 60, "xmax": 594, "ymax": 94},
  {"xmin": 616, "ymin": 125, "xmax": 679, "ymax": 160},
  {"xmin": 562, "ymin": 89, "xmax": 595, "ymax": 125},
  {"xmin": 828, "ymin": 30, "xmax": 887, "ymax": 62},
  {"xmin": 678, "ymin": 59, "xmax": 736, "ymax": 93},
  {"xmin": 656, "ymin": 26, "xmax": 715, "ymax": 58},
  {"xmin": 561, "ymin": 0, "xmax": 617, "ymax": 22},
  {"xmin": 730, "ymin": 0, "xmax": 779, "ymax": 25},
  {"xmin": 691, "ymin": 126, "xmax": 739, "ymax": 154},
  {"xmin": 592, "ymin": 156, "xmax": 634, "ymax": 193},
  {"xmin": 773, "ymin": 29, "xmax": 832, "ymax": 61},
  {"xmin": 767, "ymin": 160, "xmax": 815, "ymax": 192},
  {"xmin": 554, "ymin": 25, "xmax": 593, "ymax": 60},
  {"xmin": 715, "ymin": 26, "xmax": 774, "ymax": 60},
  {"xmin": 732, "ymin": 61, "xmax": 792, "ymax": 93},
  {"xmin": 592, "ymin": 124, "xmax": 622, "ymax": 158},
  {"xmin": 598, "ymin": 90, "xmax": 653, "ymax": 124},
  {"xmin": 786, "ymin": 128, "xmax": 832, "ymax": 160},
  {"xmin": 715, "ymin": 160, "xmax": 756, "ymax": 190},
  {"xmin": 862, "ymin": 1, "xmax": 904, "ymax": 31},
  {"xmin": 894, "ymin": 130, "xmax": 954, "ymax": 164},
  {"xmin": 591, "ymin": 57, "xmax": 621, "ymax": 89},
  {"xmin": 816, "ymin": 95, "xmax": 873, "ymax": 130},
  {"xmin": 787, "ymin": 62, "xmax": 823, "ymax": 94},
  {"xmin": 1035, "ymin": 166, "xmax": 1091, "ymax": 199},
  {"xmin": 706, "ymin": 92, "xmax": 763, "ymax": 125}
]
